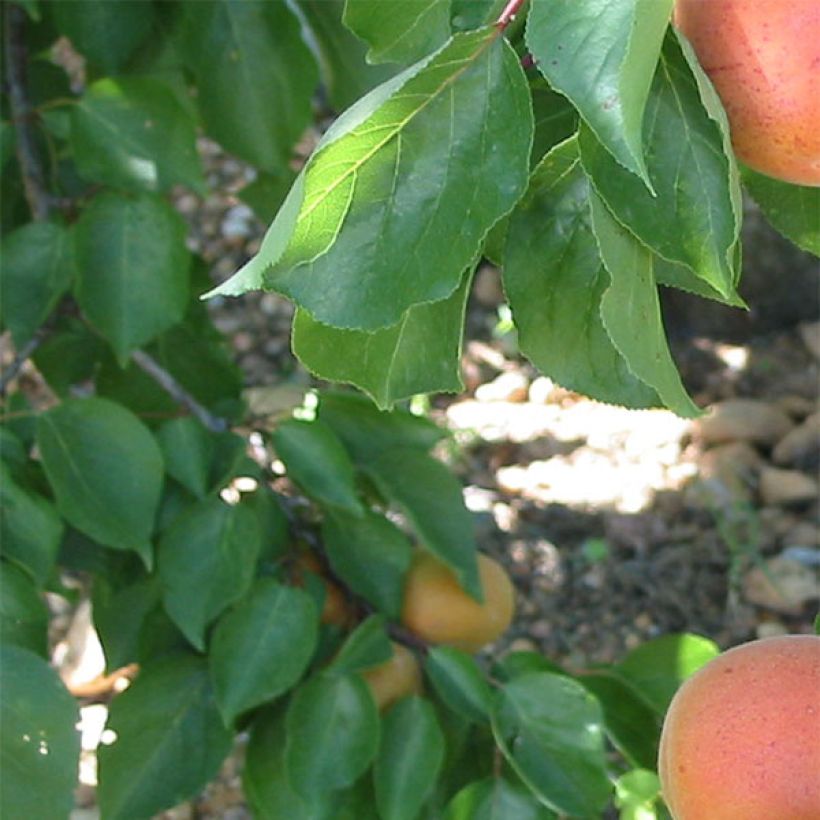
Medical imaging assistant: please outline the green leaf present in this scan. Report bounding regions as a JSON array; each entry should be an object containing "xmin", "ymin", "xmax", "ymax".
[
  {"xmin": 296, "ymin": 0, "xmax": 397, "ymax": 111},
  {"xmin": 374, "ymin": 696, "xmax": 445, "ymax": 820},
  {"xmin": 0, "ymin": 462, "xmax": 63, "ymax": 585},
  {"xmin": 49, "ymin": 0, "xmax": 153, "ymax": 73},
  {"xmin": 293, "ymin": 266, "xmax": 473, "ymax": 409},
  {"xmin": 156, "ymin": 417, "xmax": 213, "ymax": 498},
  {"xmin": 244, "ymin": 706, "xmax": 333, "ymax": 819},
  {"xmin": 322, "ymin": 508, "xmax": 412, "ymax": 618},
  {"xmin": 272, "ymin": 418, "xmax": 363, "ymax": 515},
  {"xmin": 0, "ymin": 561, "xmax": 48, "ymax": 656},
  {"xmin": 0, "ymin": 646, "xmax": 79, "ymax": 820},
  {"xmin": 590, "ymin": 189, "xmax": 702, "ymax": 418},
  {"xmin": 74, "ymin": 191, "xmax": 191, "ymax": 366},
  {"xmin": 365, "ymin": 447, "xmax": 481, "ymax": 600},
  {"xmin": 527, "ymin": 0, "xmax": 672, "ymax": 187},
  {"xmin": 491, "ymin": 672, "xmax": 611, "ymax": 817},
  {"xmin": 158, "ymin": 497, "xmax": 261, "ymax": 651},
  {"xmin": 742, "ymin": 167, "xmax": 820, "ymax": 256},
  {"xmin": 579, "ymin": 30, "xmax": 741, "ymax": 298},
  {"xmin": 211, "ymin": 27, "xmax": 532, "ymax": 333},
  {"xmin": 0, "ymin": 221, "xmax": 74, "ymax": 346},
  {"xmin": 285, "ymin": 673, "xmax": 380, "ymax": 797},
  {"xmin": 177, "ymin": 0, "xmax": 317, "ymax": 169},
  {"xmin": 210, "ymin": 579, "xmax": 319, "ymax": 724},
  {"xmin": 424, "ymin": 646, "xmax": 493, "ymax": 723},
  {"xmin": 327, "ymin": 615, "xmax": 393, "ymax": 676},
  {"xmin": 317, "ymin": 391, "xmax": 445, "ymax": 464},
  {"xmin": 36, "ymin": 398, "xmax": 163, "ymax": 566},
  {"xmin": 492, "ymin": 651, "xmax": 565, "ymax": 683},
  {"xmin": 504, "ymin": 138, "xmax": 662, "ymax": 409},
  {"xmin": 530, "ymin": 79, "xmax": 579, "ymax": 165},
  {"xmin": 614, "ymin": 769, "xmax": 663, "ymax": 820},
  {"xmin": 96, "ymin": 655, "xmax": 233, "ymax": 820},
  {"xmin": 32, "ymin": 315, "xmax": 107, "ymax": 397},
  {"xmin": 444, "ymin": 777, "xmax": 557, "ymax": 819},
  {"xmin": 71, "ymin": 77, "xmax": 205, "ymax": 194},
  {"xmin": 614, "ymin": 633, "xmax": 719, "ymax": 715},
  {"xmin": 343, "ymin": 0, "xmax": 452, "ymax": 64},
  {"xmin": 450, "ymin": 0, "xmax": 505, "ymax": 31},
  {"xmin": 575, "ymin": 671, "xmax": 661, "ymax": 770}
]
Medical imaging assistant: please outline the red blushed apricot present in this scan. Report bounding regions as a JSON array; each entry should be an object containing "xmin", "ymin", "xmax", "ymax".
[
  {"xmin": 674, "ymin": 0, "xmax": 820, "ymax": 186},
  {"xmin": 658, "ymin": 635, "xmax": 820, "ymax": 820}
]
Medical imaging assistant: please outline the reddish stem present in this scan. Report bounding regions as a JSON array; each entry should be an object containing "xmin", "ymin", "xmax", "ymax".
[{"xmin": 496, "ymin": 0, "xmax": 529, "ymax": 30}]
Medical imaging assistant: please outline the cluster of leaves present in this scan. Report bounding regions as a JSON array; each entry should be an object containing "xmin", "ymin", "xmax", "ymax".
[{"xmin": 1, "ymin": 0, "xmax": 818, "ymax": 818}]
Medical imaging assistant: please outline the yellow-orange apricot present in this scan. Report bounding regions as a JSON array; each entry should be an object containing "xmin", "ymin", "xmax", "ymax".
[
  {"xmin": 400, "ymin": 551, "xmax": 515, "ymax": 652},
  {"xmin": 360, "ymin": 641, "xmax": 422, "ymax": 711},
  {"xmin": 674, "ymin": 0, "xmax": 820, "ymax": 185},
  {"xmin": 658, "ymin": 635, "xmax": 820, "ymax": 819}
]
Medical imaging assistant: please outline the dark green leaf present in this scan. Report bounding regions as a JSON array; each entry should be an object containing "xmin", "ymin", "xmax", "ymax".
[
  {"xmin": 210, "ymin": 579, "xmax": 319, "ymax": 724},
  {"xmin": 178, "ymin": 0, "xmax": 317, "ymax": 169},
  {"xmin": 96, "ymin": 655, "xmax": 233, "ymax": 820},
  {"xmin": 0, "ymin": 221, "xmax": 74, "ymax": 346},
  {"xmin": 491, "ymin": 651, "xmax": 565, "ymax": 683},
  {"xmin": 527, "ymin": 0, "xmax": 673, "ymax": 186},
  {"xmin": 322, "ymin": 508, "xmax": 412, "ymax": 618},
  {"xmin": 343, "ymin": 0, "xmax": 452, "ymax": 64},
  {"xmin": 450, "ymin": 0, "xmax": 504, "ymax": 31},
  {"xmin": 285, "ymin": 673, "xmax": 380, "ymax": 797},
  {"xmin": 49, "ymin": 0, "xmax": 153, "ymax": 73},
  {"xmin": 374, "ymin": 696, "xmax": 445, "ymax": 820},
  {"xmin": 74, "ymin": 191, "xmax": 191, "ymax": 365},
  {"xmin": 0, "ymin": 561, "xmax": 48, "ymax": 656},
  {"xmin": 491, "ymin": 672, "xmax": 611, "ymax": 816},
  {"xmin": 318, "ymin": 391, "xmax": 445, "ymax": 464},
  {"xmin": 0, "ymin": 645, "xmax": 79, "ymax": 820},
  {"xmin": 742, "ymin": 167, "xmax": 820, "ymax": 256},
  {"xmin": 365, "ymin": 447, "xmax": 481, "ymax": 600},
  {"xmin": 444, "ymin": 777, "xmax": 557, "ymax": 819},
  {"xmin": 32, "ymin": 316, "xmax": 106, "ymax": 397},
  {"xmin": 504, "ymin": 137, "xmax": 662, "ymax": 409},
  {"xmin": 424, "ymin": 646, "xmax": 493, "ymax": 723},
  {"xmin": 0, "ymin": 462, "xmax": 62, "ymax": 585},
  {"xmin": 327, "ymin": 615, "xmax": 393, "ymax": 676},
  {"xmin": 156, "ymin": 417, "xmax": 213, "ymax": 498},
  {"xmin": 590, "ymin": 188, "xmax": 701, "ymax": 417},
  {"xmin": 158, "ymin": 496, "xmax": 261, "ymax": 650},
  {"xmin": 575, "ymin": 670, "xmax": 661, "ymax": 770},
  {"xmin": 579, "ymin": 30, "xmax": 742, "ymax": 297},
  {"xmin": 296, "ymin": 0, "xmax": 397, "ymax": 111},
  {"xmin": 71, "ymin": 77, "xmax": 205, "ymax": 194},
  {"xmin": 244, "ymin": 706, "xmax": 333, "ymax": 819},
  {"xmin": 292, "ymin": 267, "xmax": 473, "ymax": 409},
  {"xmin": 614, "ymin": 633, "xmax": 719, "ymax": 715},
  {"xmin": 272, "ymin": 418, "xmax": 363, "ymax": 515},
  {"xmin": 36, "ymin": 398, "xmax": 163, "ymax": 566},
  {"xmin": 530, "ymin": 79, "xmax": 578, "ymax": 165},
  {"xmin": 210, "ymin": 27, "xmax": 532, "ymax": 333}
]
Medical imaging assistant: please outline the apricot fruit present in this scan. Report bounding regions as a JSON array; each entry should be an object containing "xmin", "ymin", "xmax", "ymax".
[
  {"xmin": 674, "ymin": 0, "xmax": 820, "ymax": 185},
  {"xmin": 360, "ymin": 641, "xmax": 422, "ymax": 711},
  {"xmin": 400, "ymin": 551, "xmax": 515, "ymax": 652},
  {"xmin": 658, "ymin": 634, "xmax": 820, "ymax": 819}
]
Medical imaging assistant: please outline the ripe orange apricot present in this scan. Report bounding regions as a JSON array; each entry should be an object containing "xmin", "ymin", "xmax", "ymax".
[
  {"xmin": 658, "ymin": 635, "xmax": 820, "ymax": 819},
  {"xmin": 400, "ymin": 551, "xmax": 515, "ymax": 652},
  {"xmin": 360, "ymin": 641, "xmax": 423, "ymax": 711},
  {"xmin": 674, "ymin": 0, "xmax": 820, "ymax": 186},
  {"xmin": 293, "ymin": 549, "xmax": 356, "ymax": 628}
]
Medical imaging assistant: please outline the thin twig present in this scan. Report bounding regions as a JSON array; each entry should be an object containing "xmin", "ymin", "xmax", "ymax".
[
  {"xmin": 131, "ymin": 349, "xmax": 229, "ymax": 433},
  {"xmin": 3, "ymin": 3, "xmax": 51, "ymax": 220},
  {"xmin": 495, "ymin": 0, "xmax": 529, "ymax": 30},
  {"xmin": 0, "ymin": 331, "xmax": 45, "ymax": 396}
]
